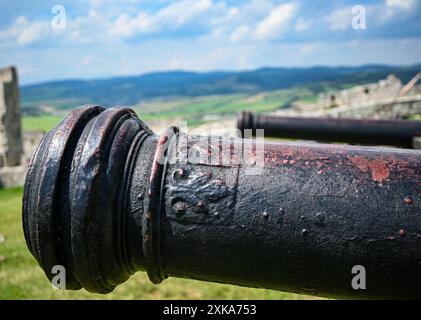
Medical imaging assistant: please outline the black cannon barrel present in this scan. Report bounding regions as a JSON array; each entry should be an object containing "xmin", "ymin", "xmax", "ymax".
[
  {"xmin": 237, "ymin": 111, "xmax": 421, "ymax": 148},
  {"xmin": 23, "ymin": 105, "xmax": 421, "ymax": 299}
]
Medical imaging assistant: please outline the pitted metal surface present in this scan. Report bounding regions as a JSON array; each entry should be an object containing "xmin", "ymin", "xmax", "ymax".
[{"xmin": 23, "ymin": 105, "xmax": 421, "ymax": 298}]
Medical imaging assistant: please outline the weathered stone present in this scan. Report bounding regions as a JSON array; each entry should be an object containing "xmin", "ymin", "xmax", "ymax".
[
  {"xmin": 0, "ymin": 66, "xmax": 41, "ymax": 188},
  {"xmin": 319, "ymin": 74, "xmax": 403, "ymax": 109},
  {"xmin": 0, "ymin": 66, "xmax": 23, "ymax": 167},
  {"xmin": 311, "ymin": 95, "xmax": 421, "ymax": 120},
  {"xmin": 22, "ymin": 130, "xmax": 45, "ymax": 165},
  {"xmin": 0, "ymin": 165, "xmax": 26, "ymax": 188}
]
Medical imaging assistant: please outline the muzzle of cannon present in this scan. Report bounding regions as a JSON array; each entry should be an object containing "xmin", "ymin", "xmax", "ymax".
[
  {"xmin": 237, "ymin": 111, "xmax": 421, "ymax": 148},
  {"xmin": 23, "ymin": 105, "xmax": 421, "ymax": 299}
]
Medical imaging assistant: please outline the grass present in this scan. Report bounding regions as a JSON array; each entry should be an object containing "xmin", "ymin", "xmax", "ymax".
[
  {"xmin": 21, "ymin": 88, "xmax": 318, "ymax": 132},
  {"xmin": 135, "ymin": 89, "xmax": 315, "ymax": 123},
  {"xmin": 0, "ymin": 188, "xmax": 311, "ymax": 300},
  {"xmin": 22, "ymin": 115, "xmax": 64, "ymax": 132}
]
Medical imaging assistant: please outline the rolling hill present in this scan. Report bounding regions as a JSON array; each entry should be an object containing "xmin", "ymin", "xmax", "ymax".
[{"xmin": 21, "ymin": 64, "xmax": 421, "ymax": 110}]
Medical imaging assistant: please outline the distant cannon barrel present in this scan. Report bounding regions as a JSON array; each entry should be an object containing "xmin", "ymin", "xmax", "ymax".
[
  {"xmin": 23, "ymin": 105, "xmax": 421, "ymax": 299},
  {"xmin": 237, "ymin": 111, "xmax": 421, "ymax": 148}
]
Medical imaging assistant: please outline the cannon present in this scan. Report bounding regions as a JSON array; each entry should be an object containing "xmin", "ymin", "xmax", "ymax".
[
  {"xmin": 237, "ymin": 111, "xmax": 421, "ymax": 148},
  {"xmin": 23, "ymin": 105, "xmax": 421, "ymax": 299}
]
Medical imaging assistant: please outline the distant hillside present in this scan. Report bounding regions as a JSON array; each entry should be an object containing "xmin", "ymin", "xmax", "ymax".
[{"xmin": 21, "ymin": 64, "xmax": 421, "ymax": 110}]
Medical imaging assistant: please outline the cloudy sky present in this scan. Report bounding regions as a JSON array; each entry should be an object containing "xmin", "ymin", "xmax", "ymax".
[{"xmin": 0, "ymin": 0, "xmax": 420, "ymax": 84}]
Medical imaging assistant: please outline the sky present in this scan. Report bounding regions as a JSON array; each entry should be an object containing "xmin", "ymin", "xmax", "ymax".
[{"xmin": 0, "ymin": 0, "xmax": 420, "ymax": 85}]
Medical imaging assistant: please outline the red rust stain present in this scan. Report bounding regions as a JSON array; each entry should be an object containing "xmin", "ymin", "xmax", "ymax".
[
  {"xmin": 349, "ymin": 156, "xmax": 390, "ymax": 183},
  {"xmin": 370, "ymin": 159, "xmax": 390, "ymax": 183},
  {"xmin": 404, "ymin": 196, "xmax": 413, "ymax": 205}
]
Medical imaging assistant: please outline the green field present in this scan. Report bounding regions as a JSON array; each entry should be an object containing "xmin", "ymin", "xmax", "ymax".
[
  {"xmin": 134, "ymin": 89, "xmax": 312, "ymax": 122},
  {"xmin": 22, "ymin": 89, "xmax": 317, "ymax": 131},
  {"xmin": 0, "ymin": 187, "xmax": 311, "ymax": 300},
  {"xmin": 22, "ymin": 115, "xmax": 64, "ymax": 132}
]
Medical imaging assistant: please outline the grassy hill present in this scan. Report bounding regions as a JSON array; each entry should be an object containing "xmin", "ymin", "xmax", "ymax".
[
  {"xmin": 22, "ymin": 88, "xmax": 316, "ymax": 131},
  {"xmin": 21, "ymin": 64, "xmax": 421, "ymax": 111}
]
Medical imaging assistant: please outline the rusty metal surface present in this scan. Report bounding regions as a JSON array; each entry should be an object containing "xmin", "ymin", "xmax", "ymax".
[
  {"xmin": 238, "ymin": 111, "xmax": 421, "ymax": 148},
  {"xmin": 23, "ymin": 105, "xmax": 421, "ymax": 299}
]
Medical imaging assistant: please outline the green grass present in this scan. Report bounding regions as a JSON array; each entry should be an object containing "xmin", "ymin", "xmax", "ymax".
[
  {"xmin": 135, "ymin": 88, "xmax": 316, "ymax": 124},
  {"xmin": 22, "ymin": 115, "xmax": 64, "ymax": 132},
  {"xmin": 408, "ymin": 114, "xmax": 421, "ymax": 120},
  {"xmin": 0, "ymin": 188, "xmax": 311, "ymax": 300},
  {"xmin": 21, "ymin": 89, "xmax": 317, "ymax": 132}
]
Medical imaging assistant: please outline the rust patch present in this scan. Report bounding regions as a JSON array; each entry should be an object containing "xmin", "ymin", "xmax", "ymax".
[
  {"xmin": 404, "ymin": 196, "xmax": 413, "ymax": 205},
  {"xmin": 349, "ymin": 156, "xmax": 390, "ymax": 183}
]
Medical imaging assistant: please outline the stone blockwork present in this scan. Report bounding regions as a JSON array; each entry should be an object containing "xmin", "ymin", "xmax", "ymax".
[
  {"xmin": 319, "ymin": 74, "xmax": 403, "ymax": 109},
  {"xmin": 275, "ymin": 74, "xmax": 421, "ymax": 119},
  {"xmin": 22, "ymin": 130, "xmax": 44, "ymax": 166},
  {"xmin": 0, "ymin": 66, "xmax": 38, "ymax": 188},
  {"xmin": 0, "ymin": 66, "xmax": 23, "ymax": 167},
  {"xmin": 308, "ymin": 95, "xmax": 421, "ymax": 120},
  {"xmin": 274, "ymin": 94, "xmax": 421, "ymax": 121},
  {"xmin": 0, "ymin": 130, "xmax": 44, "ymax": 188}
]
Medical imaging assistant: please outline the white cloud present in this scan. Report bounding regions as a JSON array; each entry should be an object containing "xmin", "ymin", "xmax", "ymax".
[
  {"xmin": 110, "ymin": 0, "xmax": 214, "ymax": 38},
  {"xmin": 110, "ymin": 12, "xmax": 156, "ymax": 37},
  {"xmin": 0, "ymin": 0, "xmax": 225, "ymax": 47},
  {"xmin": 230, "ymin": 25, "xmax": 251, "ymax": 42},
  {"xmin": 1, "ymin": 0, "xmax": 421, "ymax": 84},
  {"xmin": 367, "ymin": 0, "xmax": 420, "ymax": 25},
  {"xmin": 155, "ymin": 0, "xmax": 212, "ymax": 28},
  {"xmin": 295, "ymin": 18, "xmax": 311, "ymax": 31},
  {"xmin": 228, "ymin": 2, "xmax": 297, "ymax": 41},
  {"xmin": 208, "ymin": 3, "xmax": 239, "ymax": 26},
  {"xmin": 325, "ymin": 7, "xmax": 353, "ymax": 31},
  {"xmin": 0, "ymin": 16, "xmax": 50, "ymax": 45},
  {"xmin": 255, "ymin": 3, "xmax": 296, "ymax": 40},
  {"xmin": 386, "ymin": 0, "xmax": 417, "ymax": 10},
  {"xmin": 324, "ymin": 1, "xmax": 419, "ymax": 31}
]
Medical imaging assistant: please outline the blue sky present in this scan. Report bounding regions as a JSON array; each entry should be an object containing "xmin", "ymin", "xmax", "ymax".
[{"xmin": 0, "ymin": 0, "xmax": 420, "ymax": 84}]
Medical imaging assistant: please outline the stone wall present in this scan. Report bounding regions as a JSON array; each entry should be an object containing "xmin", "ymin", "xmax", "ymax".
[
  {"xmin": 0, "ymin": 66, "xmax": 28, "ymax": 188},
  {"xmin": 0, "ymin": 130, "xmax": 44, "ymax": 188},
  {"xmin": 315, "ymin": 95, "xmax": 421, "ymax": 120},
  {"xmin": 274, "ymin": 95, "xmax": 421, "ymax": 120},
  {"xmin": 319, "ymin": 74, "xmax": 403, "ymax": 109},
  {"xmin": 22, "ymin": 130, "xmax": 44, "ymax": 165},
  {"xmin": 0, "ymin": 66, "xmax": 23, "ymax": 167}
]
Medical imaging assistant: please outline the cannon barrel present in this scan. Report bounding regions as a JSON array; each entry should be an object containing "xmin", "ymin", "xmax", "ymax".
[
  {"xmin": 237, "ymin": 111, "xmax": 421, "ymax": 148},
  {"xmin": 23, "ymin": 105, "xmax": 421, "ymax": 299}
]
